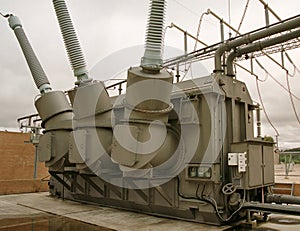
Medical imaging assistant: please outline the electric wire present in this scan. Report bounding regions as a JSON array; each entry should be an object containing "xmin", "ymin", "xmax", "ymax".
[
  {"xmin": 222, "ymin": 2, "xmax": 300, "ymax": 83},
  {"xmin": 177, "ymin": 176, "xmax": 246, "ymax": 222},
  {"xmin": 169, "ymin": 0, "xmax": 300, "ymax": 111},
  {"xmin": 285, "ymin": 71, "xmax": 300, "ymax": 125},
  {"xmin": 194, "ymin": 13, "xmax": 209, "ymax": 51},
  {"xmin": 181, "ymin": 12, "xmax": 208, "ymax": 81},
  {"xmin": 0, "ymin": 12, "xmax": 10, "ymax": 18},
  {"xmin": 254, "ymin": 60, "xmax": 300, "ymax": 132},
  {"xmin": 254, "ymin": 59, "xmax": 269, "ymax": 82},
  {"xmin": 263, "ymin": 51, "xmax": 290, "ymax": 73},
  {"xmin": 255, "ymin": 77, "xmax": 280, "ymax": 136},
  {"xmin": 228, "ymin": 0, "xmax": 232, "ymax": 37},
  {"xmin": 236, "ymin": 0, "xmax": 250, "ymax": 36},
  {"xmin": 201, "ymin": 190, "xmax": 246, "ymax": 222},
  {"xmin": 287, "ymin": 65, "xmax": 297, "ymax": 78},
  {"xmin": 171, "ymin": 0, "xmax": 199, "ymax": 17},
  {"xmin": 285, "ymin": 52, "xmax": 300, "ymax": 74},
  {"xmin": 255, "ymin": 44, "xmax": 300, "ymax": 129},
  {"xmin": 284, "ymin": 56, "xmax": 297, "ymax": 78},
  {"xmin": 167, "ymin": 4, "xmax": 300, "ymax": 134},
  {"xmin": 255, "ymin": 59, "xmax": 300, "ymax": 101},
  {"xmin": 234, "ymin": 62, "xmax": 264, "ymax": 82},
  {"xmin": 235, "ymin": 53, "xmax": 300, "ymax": 101},
  {"xmin": 269, "ymin": 48, "xmax": 300, "ymax": 79},
  {"xmin": 164, "ymin": 14, "xmax": 300, "ymax": 69}
]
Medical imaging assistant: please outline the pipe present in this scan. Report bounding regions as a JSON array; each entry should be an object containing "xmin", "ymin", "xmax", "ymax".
[
  {"xmin": 244, "ymin": 201, "xmax": 300, "ymax": 215},
  {"xmin": 214, "ymin": 15, "xmax": 300, "ymax": 73},
  {"xmin": 52, "ymin": 0, "xmax": 89, "ymax": 84},
  {"xmin": 256, "ymin": 105, "xmax": 262, "ymax": 138},
  {"xmin": 141, "ymin": 0, "xmax": 167, "ymax": 72},
  {"xmin": 8, "ymin": 15, "xmax": 51, "ymax": 94},
  {"xmin": 267, "ymin": 194, "xmax": 300, "ymax": 205},
  {"xmin": 226, "ymin": 28, "xmax": 300, "ymax": 76}
]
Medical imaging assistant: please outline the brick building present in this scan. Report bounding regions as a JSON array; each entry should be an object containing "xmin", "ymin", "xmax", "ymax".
[{"xmin": 0, "ymin": 131, "xmax": 48, "ymax": 194}]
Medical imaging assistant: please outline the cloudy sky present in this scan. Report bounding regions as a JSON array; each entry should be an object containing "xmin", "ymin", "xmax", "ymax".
[{"xmin": 0, "ymin": 0, "xmax": 299, "ymax": 149}]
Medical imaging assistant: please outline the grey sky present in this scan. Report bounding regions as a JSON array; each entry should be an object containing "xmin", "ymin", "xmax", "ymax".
[{"xmin": 0, "ymin": 0, "xmax": 300, "ymax": 149}]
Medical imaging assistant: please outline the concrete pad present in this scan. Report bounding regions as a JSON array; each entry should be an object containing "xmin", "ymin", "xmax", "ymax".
[
  {"xmin": 0, "ymin": 192, "xmax": 227, "ymax": 230},
  {"xmin": 1, "ymin": 192, "xmax": 300, "ymax": 230},
  {"xmin": 5, "ymin": 192, "xmax": 98, "ymax": 216},
  {"xmin": 0, "ymin": 200, "xmax": 42, "ymax": 218},
  {"xmin": 65, "ymin": 207, "xmax": 225, "ymax": 231}
]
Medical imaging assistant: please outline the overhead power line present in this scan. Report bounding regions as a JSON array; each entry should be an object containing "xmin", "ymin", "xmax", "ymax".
[{"xmin": 171, "ymin": 0, "xmax": 199, "ymax": 17}]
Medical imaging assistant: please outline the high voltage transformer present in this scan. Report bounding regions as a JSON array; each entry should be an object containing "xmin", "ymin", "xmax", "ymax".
[{"xmin": 3, "ymin": 0, "xmax": 300, "ymax": 225}]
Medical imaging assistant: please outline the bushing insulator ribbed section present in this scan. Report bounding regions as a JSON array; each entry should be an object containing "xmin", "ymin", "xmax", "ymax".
[
  {"xmin": 14, "ymin": 27, "xmax": 50, "ymax": 89},
  {"xmin": 141, "ymin": 0, "xmax": 167, "ymax": 70},
  {"xmin": 53, "ymin": 0, "xmax": 87, "ymax": 76}
]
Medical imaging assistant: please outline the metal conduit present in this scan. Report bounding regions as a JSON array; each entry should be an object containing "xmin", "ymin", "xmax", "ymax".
[
  {"xmin": 226, "ymin": 28, "xmax": 300, "ymax": 76},
  {"xmin": 214, "ymin": 15, "xmax": 300, "ymax": 73},
  {"xmin": 8, "ymin": 15, "xmax": 51, "ymax": 94}
]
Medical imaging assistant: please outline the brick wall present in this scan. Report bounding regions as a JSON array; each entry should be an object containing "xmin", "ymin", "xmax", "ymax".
[{"xmin": 0, "ymin": 131, "xmax": 49, "ymax": 194}]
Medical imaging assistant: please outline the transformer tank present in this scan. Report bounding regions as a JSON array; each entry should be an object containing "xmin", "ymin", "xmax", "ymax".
[
  {"xmin": 44, "ymin": 71, "xmax": 274, "ymax": 225},
  {"xmin": 4, "ymin": 0, "xmax": 300, "ymax": 226}
]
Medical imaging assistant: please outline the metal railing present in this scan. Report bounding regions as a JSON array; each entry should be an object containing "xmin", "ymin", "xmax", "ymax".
[{"xmin": 277, "ymin": 151, "xmax": 300, "ymax": 177}]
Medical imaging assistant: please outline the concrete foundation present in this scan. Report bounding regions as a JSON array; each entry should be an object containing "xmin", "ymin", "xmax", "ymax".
[
  {"xmin": 0, "ymin": 192, "xmax": 228, "ymax": 230},
  {"xmin": 1, "ymin": 192, "xmax": 300, "ymax": 230}
]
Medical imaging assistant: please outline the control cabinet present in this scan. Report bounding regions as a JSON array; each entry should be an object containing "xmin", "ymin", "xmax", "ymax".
[{"xmin": 229, "ymin": 141, "xmax": 274, "ymax": 189}]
